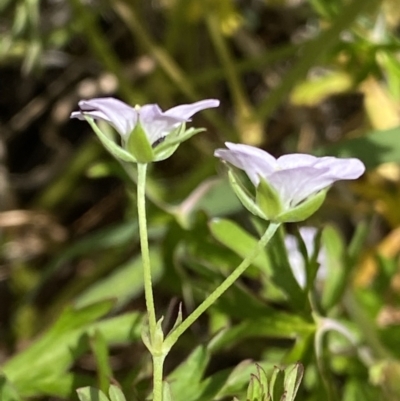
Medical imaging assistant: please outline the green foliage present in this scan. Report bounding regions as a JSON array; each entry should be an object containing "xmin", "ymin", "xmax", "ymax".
[
  {"xmin": 2, "ymin": 0, "xmax": 400, "ymax": 400},
  {"xmin": 2, "ymin": 303, "xmax": 143, "ymax": 398}
]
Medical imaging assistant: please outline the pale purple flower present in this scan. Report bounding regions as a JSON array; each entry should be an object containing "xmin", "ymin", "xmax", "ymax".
[
  {"xmin": 285, "ymin": 227, "xmax": 326, "ymax": 288},
  {"xmin": 70, "ymin": 97, "xmax": 220, "ymax": 145},
  {"xmin": 214, "ymin": 142, "xmax": 365, "ymax": 213}
]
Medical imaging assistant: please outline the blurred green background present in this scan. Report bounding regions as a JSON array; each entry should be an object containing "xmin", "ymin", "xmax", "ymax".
[{"xmin": 2, "ymin": 0, "xmax": 400, "ymax": 400}]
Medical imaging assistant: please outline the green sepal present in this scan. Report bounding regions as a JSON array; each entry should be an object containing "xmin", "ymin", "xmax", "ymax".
[
  {"xmin": 256, "ymin": 177, "xmax": 283, "ymax": 220},
  {"xmin": 154, "ymin": 125, "xmax": 205, "ymax": 161},
  {"xmin": 126, "ymin": 121, "xmax": 154, "ymax": 163},
  {"xmin": 163, "ymin": 381, "xmax": 175, "ymax": 401},
  {"xmin": 256, "ymin": 364, "xmax": 269, "ymax": 396},
  {"xmin": 141, "ymin": 325, "xmax": 152, "ymax": 353},
  {"xmin": 169, "ymin": 304, "xmax": 183, "ymax": 336},
  {"xmin": 142, "ymin": 316, "xmax": 166, "ymax": 356},
  {"xmin": 270, "ymin": 366, "xmax": 285, "ymax": 401},
  {"xmin": 246, "ymin": 375, "xmax": 261, "ymax": 401},
  {"xmin": 153, "ymin": 316, "xmax": 165, "ymax": 355},
  {"xmin": 76, "ymin": 387, "xmax": 109, "ymax": 401},
  {"xmin": 85, "ymin": 117, "xmax": 137, "ymax": 163},
  {"xmin": 0, "ymin": 373, "xmax": 23, "ymax": 401},
  {"xmin": 109, "ymin": 385, "xmax": 127, "ymax": 401},
  {"xmin": 154, "ymin": 143, "xmax": 180, "ymax": 162},
  {"xmin": 228, "ymin": 169, "xmax": 266, "ymax": 219},
  {"xmin": 284, "ymin": 363, "xmax": 304, "ymax": 401},
  {"xmin": 247, "ymin": 375, "xmax": 262, "ymax": 401},
  {"xmin": 275, "ymin": 188, "xmax": 329, "ymax": 223}
]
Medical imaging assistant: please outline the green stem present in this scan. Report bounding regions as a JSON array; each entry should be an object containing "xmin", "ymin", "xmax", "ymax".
[
  {"xmin": 137, "ymin": 163, "xmax": 157, "ymax": 336},
  {"xmin": 120, "ymin": 160, "xmax": 175, "ymax": 214},
  {"xmin": 152, "ymin": 355, "xmax": 166, "ymax": 401},
  {"xmin": 163, "ymin": 222, "xmax": 280, "ymax": 350},
  {"xmin": 137, "ymin": 164, "xmax": 166, "ymax": 401}
]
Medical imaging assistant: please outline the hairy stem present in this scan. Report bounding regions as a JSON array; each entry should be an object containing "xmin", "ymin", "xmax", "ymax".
[
  {"xmin": 163, "ymin": 222, "xmax": 280, "ymax": 350},
  {"xmin": 137, "ymin": 163, "xmax": 157, "ymax": 336}
]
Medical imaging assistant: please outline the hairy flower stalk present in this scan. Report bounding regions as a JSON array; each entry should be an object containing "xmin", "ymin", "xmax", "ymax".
[
  {"xmin": 163, "ymin": 221, "xmax": 281, "ymax": 350},
  {"xmin": 215, "ymin": 142, "xmax": 365, "ymax": 222},
  {"xmin": 71, "ymin": 97, "xmax": 220, "ymax": 163}
]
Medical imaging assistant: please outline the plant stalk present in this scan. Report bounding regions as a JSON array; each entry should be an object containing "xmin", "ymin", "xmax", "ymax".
[
  {"xmin": 137, "ymin": 163, "xmax": 157, "ymax": 336},
  {"xmin": 163, "ymin": 222, "xmax": 280, "ymax": 350}
]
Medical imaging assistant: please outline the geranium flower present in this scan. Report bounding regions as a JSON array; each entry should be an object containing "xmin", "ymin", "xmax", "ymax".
[
  {"xmin": 70, "ymin": 97, "xmax": 219, "ymax": 163},
  {"xmin": 214, "ymin": 142, "xmax": 365, "ymax": 222}
]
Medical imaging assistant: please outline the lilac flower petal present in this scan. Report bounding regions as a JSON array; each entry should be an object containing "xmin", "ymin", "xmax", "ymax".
[
  {"xmin": 285, "ymin": 233, "xmax": 307, "ymax": 287},
  {"xmin": 139, "ymin": 104, "xmax": 179, "ymax": 122},
  {"xmin": 277, "ymin": 153, "xmax": 319, "ymax": 169},
  {"xmin": 139, "ymin": 104, "xmax": 187, "ymax": 144},
  {"xmin": 299, "ymin": 227, "xmax": 318, "ymax": 255},
  {"xmin": 285, "ymin": 227, "xmax": 327, "ymax": 288},
  {"xmin": 314, "ymin": 157, "xmax": 366, "ymax": 179},
  {"xmin": 224, "ymin": 143, "xmax": 277, "ymax": 166},
  {"xmin": 71, "ymin": 97, "xmax": 138, "ymax": 137},
  {"xmin": 214, "ymin": 143, "xmax": 277, "ymax": 185},
  {"xmin": 290, "ymin": 177, "xmax": 334, "ymax": 206},
  {"xmin": 70, "ymin": 111, "xmax": 85, "ymax": 119},
  {"xmin": 276, "ymin": 156, "xmax": 365, "ymax": 204},
  {"xmin": 268, "ymin": 167, "xmax": 331, "ymax": 208},
  {"xmin": 165, "ymin": 99, "xmax": 220, "ymax": 120},
  {"xmin": 71, "ymin": 97, "xmax": 220, "ymax": 149}
]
